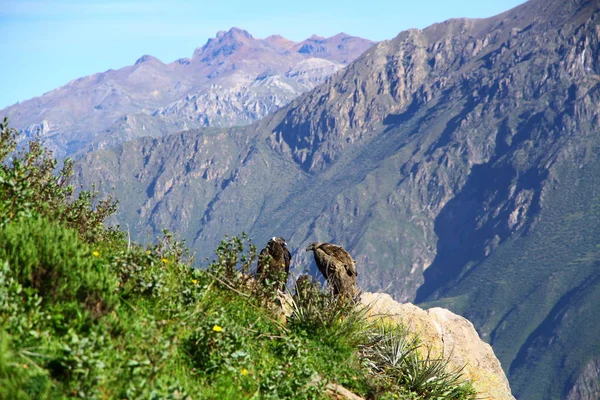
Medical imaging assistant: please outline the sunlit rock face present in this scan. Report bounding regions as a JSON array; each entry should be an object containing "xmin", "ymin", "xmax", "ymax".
[{"xmin": 361, "ymin": 292, "xmax": 515, "ymax": 400}]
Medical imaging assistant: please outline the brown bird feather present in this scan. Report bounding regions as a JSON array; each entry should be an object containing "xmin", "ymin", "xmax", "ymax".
[
  {"xmin": 257, "ymin": 237, "xmax": 291, "ymax": 291},
  {"xmin": 306, "ymin": 242, "xmax": 357, "ymax": 297}
]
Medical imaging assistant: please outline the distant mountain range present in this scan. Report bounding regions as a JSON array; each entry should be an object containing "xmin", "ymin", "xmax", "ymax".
[
  {"xmin": 5, "ymin": 0, "xmax": 600, "ymax": 398},
  {"xmin": 1, "ymin": 28, "xmax": 373, "ymax": 157}
]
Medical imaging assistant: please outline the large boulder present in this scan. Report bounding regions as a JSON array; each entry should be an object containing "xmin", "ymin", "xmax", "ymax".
[{"xmin": 360, "ymin": 292, "xmax": 515, "ymax": 400}]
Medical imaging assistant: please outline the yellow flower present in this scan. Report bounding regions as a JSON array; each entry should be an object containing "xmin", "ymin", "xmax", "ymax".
[
  {"xmin": 241, "ymin": 368, "xmax": 248, "ymax": 376},
  {"xmin": 145, "ymin": 250, "xmax": 151, "ymax": 255},
  {"xmin": 92, "ymin": 251, "xmax": 99, "ymax": 257},
  {"xmin": 161, "ymin": 258, "xmax": 170, "ymax": 264},
  {"xmin": 192, "ymin": 279, "xmax": 198, "ymax": 285},
  {"xmin": 212, "ymin": 325, "xmax": 223, "ymax": 332}
]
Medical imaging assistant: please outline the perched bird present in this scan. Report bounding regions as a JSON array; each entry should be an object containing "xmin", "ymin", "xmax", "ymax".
[
  {"xmin": 257, "ymin": 237, "xmax": 291, "ymax": 291},
  {"xmin": 305, "ymin": 242, "xmax": 357, "ymax": 297}
]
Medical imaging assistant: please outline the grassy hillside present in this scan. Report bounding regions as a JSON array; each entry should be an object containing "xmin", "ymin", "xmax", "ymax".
[{"xmin": 0, "ymin": 120, "xmax": 476, "ymax": 399}]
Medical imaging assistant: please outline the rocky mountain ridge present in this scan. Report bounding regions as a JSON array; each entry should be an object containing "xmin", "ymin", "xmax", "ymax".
[
  {"xmin": 2, "ymin": 28, "xmax": 373, "ymax": 157},
  {"xmin": 73, "ymin": 0, "xmax": 600, "ymax": 398}
]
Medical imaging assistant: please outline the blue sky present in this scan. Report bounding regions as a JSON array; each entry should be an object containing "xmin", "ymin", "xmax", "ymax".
[{"xmin": 0, "ymin": 0, "xmax": 526, "ymax": 110}]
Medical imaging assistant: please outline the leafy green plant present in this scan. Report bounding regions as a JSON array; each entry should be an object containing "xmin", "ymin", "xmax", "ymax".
[
  {"xmin": 206, "ymin": 234, "xmax": 257, "ymax": 292},
  {"xmin": 0, "ymin": 217, "xmax": 118, "ymax": 315},
  {"xmin": 400, "ymin": 348, "xmax": 475, "ymax": 399},
  {"xmin": 0, "ymin": 331, "xmax": 58, "ymax": 400},
  {"xmin": 0, "ymin": 117, "xmax": 121, "ymax": 244},
  {"xmin": 361, "ymin": 323, "xmax": 419, "ymax": 372}
]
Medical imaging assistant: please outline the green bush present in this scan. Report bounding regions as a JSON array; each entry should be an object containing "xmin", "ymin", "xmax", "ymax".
[
  {"xmin": 0, "ymin": 117, "xmax": 122, "ymax": 244},
  {"xmin": 0, "ymin": 331, "xmax": 59, "ymax": 400},
  {"xmin": 0, "ymin": 217, "xmax": 118, "ymax": 314}
]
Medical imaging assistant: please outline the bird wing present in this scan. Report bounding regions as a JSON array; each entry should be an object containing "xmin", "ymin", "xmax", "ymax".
[
  {"xmin": 257, "ymin": 247, "xmax": 269, "ymax": 275},
  {"xmin": 345, "ymin": 260, "xmax": 357, "ymax": 277},
  {"xmin": 283, "ymin": 247, "xmax": 291, "ymax": 275},
  {"xmin": 321, "ymin": 243, "xmax": 356, "ymax": 276}
]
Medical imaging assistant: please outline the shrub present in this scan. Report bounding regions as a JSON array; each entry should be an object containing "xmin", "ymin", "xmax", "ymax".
[
  {"xmin": 288, "ymin": 275, "xmax": 371, "ymax": 347},
  {"xmin": 0, "ymin": 217, "xmax": 118, "ymax": 314},
  {"xmin": 207, "ymin": 234, "xmax": 256, "ymax": 287},
  {"xmin": 0, "ymin": 117, "xmax": 122, "ymax": 244},
  {"xmin": 0, "ymin": 331, "xmax": 59, "ymax": 400}
]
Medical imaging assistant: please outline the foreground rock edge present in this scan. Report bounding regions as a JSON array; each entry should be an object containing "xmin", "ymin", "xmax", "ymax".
[{"xmin": 360, "ymin": 292, "xmax": 515, "ymax": 400}]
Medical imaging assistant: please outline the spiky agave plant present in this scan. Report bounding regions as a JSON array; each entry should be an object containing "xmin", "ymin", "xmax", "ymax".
[
  {"xmin": 360, "ymin": 323, "xmax": 419, "ymax": 372},
  {"xmin": 360, "ymin": 322, "xmax": 476, "ymax": 399},
  {"xmin": 399, "ymin": 346, "xmax": 475, "ymax": 399},
  {"xmin": 287, "ymin": 276, "xmax": 372, "ymax": 346}
]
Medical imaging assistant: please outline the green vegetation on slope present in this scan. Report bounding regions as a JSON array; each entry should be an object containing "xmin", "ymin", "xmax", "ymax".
[{"xmin": 0, "ymin": 119, "xmax": 475, "ymax": 399}]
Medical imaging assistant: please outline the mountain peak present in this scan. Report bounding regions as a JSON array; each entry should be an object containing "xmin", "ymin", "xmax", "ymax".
[
  {"xmin": 307, "ymin": 34, "xmax": 326, "ymax": 42},
  {"xmin": 264, "ymin": 34, "xmax": 297, "ymax": 50},
  {"xmin": 216, "ymin": 27, "xmax": 254, "ymax": 40},
  {"xmin": 194, "ymin": 27, "xmax": 256, "ymax": 61},
  {"xmin": 293, "ymin": 33, "xmax": 374, "ymax": 63},
  {"xmin": 331, "ymin": 32, "xmax": 351, "ymax": 39},
  {"xmin": 134, "ymin": 55, "xmax": 162, "ymax": 65},
  {"xmin": 265, "ymin": 34, "xmax": 286, "ymax": 40}
]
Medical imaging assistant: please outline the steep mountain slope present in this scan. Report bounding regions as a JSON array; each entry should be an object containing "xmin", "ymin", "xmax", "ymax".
[
  {"xmin": 75, "ymin": 0, "xmax": 600, "ymax": 398},
  {"xmin": 1, "ymin": 29, "xmax": 373, "ymax": 157},
  {"xmin": 93, "ymin": 59, "xmax": 341, "ymax": 150}
]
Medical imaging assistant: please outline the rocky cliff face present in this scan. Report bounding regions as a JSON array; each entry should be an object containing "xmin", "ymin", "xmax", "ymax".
[
  {"xmin": 567, "ymin": 359, "xmax": 600, "ymax": 400},
  {"xmin": 75, "ymin": 0, "xmax": 600, "ymax": 398},
  {"xmin": 1, "ymin": 29, "xmax": 373, "ymax": 157}
]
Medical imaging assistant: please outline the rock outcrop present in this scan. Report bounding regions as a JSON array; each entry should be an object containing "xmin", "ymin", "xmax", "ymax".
[
  {"xmin": 566, "ymin": 359, "xmax": 600, "ymax": 400},
  {"xmin": 361, "ymin": 292, "xmax": 514, "ymax": 400}
]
